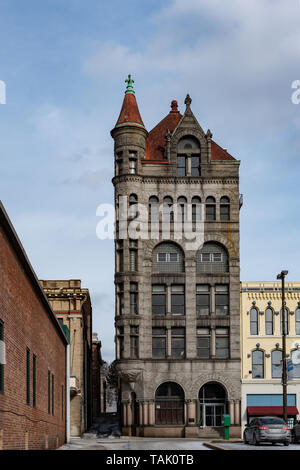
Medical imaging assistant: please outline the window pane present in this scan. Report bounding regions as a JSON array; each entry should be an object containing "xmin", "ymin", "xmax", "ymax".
[
  {"xmin": 153, "ymin": 338, "xmax": 166, "ymax": 358},
  {"xmin": 272, "ymin": 350, "xmax": 282, "ymax": 378},
  {"xmin": 216, "ymin": 338, "xmax": 229, "ymax": 358},
  {"xmin": 197, "ymin": 294, "xmax": 210, "ymax": 315},
  {"xmin": 171, "ymin": 338, "xmax": 185, "ymax": 358},
  {"xmin": 171, "ymin": 294, "xmax": 185, "ymax": 315},
  {"xmin": 152, "ymin": 294, "xmax": 166, "ymax": 315},
  {"xmin": 197, "ymin": 337, "xmax": 210, "ymax": 358}
]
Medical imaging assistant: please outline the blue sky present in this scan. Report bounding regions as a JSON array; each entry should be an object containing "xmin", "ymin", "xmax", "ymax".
[{"xmin": 1, "ymin": 0, "xmax": 300, "ymax": 362}]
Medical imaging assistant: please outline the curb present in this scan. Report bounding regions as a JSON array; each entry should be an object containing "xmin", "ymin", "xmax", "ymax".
[{"xmin": 203, "ymin": 441, "xmax": 229, "ymax": 451}]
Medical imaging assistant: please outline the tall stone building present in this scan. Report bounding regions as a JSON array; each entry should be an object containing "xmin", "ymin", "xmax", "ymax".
[
  {"xmin": 40, "ymin": 280, "xmax": 92, "ymax": 436},
  {"xmin": 111, "ymin": 76, "xmax": 242, "ymax": 438}
]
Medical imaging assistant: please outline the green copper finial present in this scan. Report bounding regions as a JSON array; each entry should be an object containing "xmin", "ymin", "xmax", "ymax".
[{"xmin": 125, "ymin": 74, "xmax": 135, "ymax": 94}]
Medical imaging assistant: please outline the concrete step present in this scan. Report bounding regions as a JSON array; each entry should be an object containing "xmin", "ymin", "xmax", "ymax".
[{"xmin": 197, "ymin": 427, "xmax": 224, "ymax": 439}]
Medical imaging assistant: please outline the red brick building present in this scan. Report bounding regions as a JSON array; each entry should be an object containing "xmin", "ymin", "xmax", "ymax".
[{"xmin": 0, "ymin": 202, "xmax": 68, "ymax": 450}]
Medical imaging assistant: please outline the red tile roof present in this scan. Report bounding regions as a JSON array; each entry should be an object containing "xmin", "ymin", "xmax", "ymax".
[
  {"xmin": 145, "ymin": 100, "xmax": 182, "ymax": 160},
  {"xmin": 144, "ymin": 100, "xmax": 235, "ymax": 162},
  {"xmin": 211, "ymin": 140, "xmax": 235, "ymax": 161},
  {"xmin": 115, "ymin": 92, "xmax": 145, "ymax": 129}
]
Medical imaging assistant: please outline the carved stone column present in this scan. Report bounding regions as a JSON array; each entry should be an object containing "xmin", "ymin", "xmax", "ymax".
[
  {"xmin": 143, "ymin": 401, "xmax": 149, "ymax": 426},
  {"xmin": 186, "ymin": 400, "xmax": 196, "ymax": 425},
  {"xmin": 122, "ymin": 402, "xmax": 128, "ymax": 427},
  {"xmin": 234, "ymin": 400, "xmax": 241, "ymax": 426},
  {"xmin": 148, "ymin": 401, "xmax": 155, "ymax": 426},
  {"xmin": 229, "ymin": 400, "xmax": 235, "ymax": 425}
]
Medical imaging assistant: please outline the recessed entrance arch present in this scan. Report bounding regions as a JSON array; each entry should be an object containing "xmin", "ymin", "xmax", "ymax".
[
  {"xmin": 155, "ymin": 382, "xmax": 184, "ymax": 425},
  {"xmin": 199, "ymin": 382, "xmax": 227, "ymax": 427}
]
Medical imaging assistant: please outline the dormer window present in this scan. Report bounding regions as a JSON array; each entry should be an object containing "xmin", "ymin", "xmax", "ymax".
[{"xmin": 177, "ymin": 136, "xmax": 201, "ymax": 177}]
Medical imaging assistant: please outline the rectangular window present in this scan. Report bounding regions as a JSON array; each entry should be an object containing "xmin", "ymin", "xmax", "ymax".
[
  {"xmin": 152, "ymin": 285, "xmax": 166, "ymax": 316},
  {"xmin": 52, "ymin": 374, "xmax": 54, "ymax": 416},
  {"xmin": 33, "ymin": 354, "xmax": 37, "ymax": 408},
  {"xmin": 196, "ymin": 285, "xmax": 210, "ymax": 315},
  {"xmin": 130, "ymin": 283, "xmax": 138, "ymax": 315},
  {"xmin": 215, "ymin": 285, "xmax": 229, "ymax": 315},
  {"xmin": 117, "ymin": 283, "xmax": 124, "ymax": 316},
  {"xmin": 216, "ymin": 328, "xmax": 229, "ymax": 358},
  {"xmin": 152, "ymin": 328, "xmax": 166, "ymax": 358},
  {"xmin": 171, "ymin": 285, "xmax": 185, "ymax": 315},
  {"xmin": 197, "ymin": 328, "xmax": 210, "ymax": 358},
  {"xmin": 220, "ymin": 204, "xmax": 230, "ymax": 221},
  {"xmin": 177, "ymin": 155, "xmax": 186, "ymax": 176},
  {"xmin": 0, "ymin": 320, "xmax": 4, "ymax": 394},
  {"xmin": 117, "ymin": 327, "xmax": 124, "ymax": 359},
  {"xmin": 191, "ymin": 155, "xmax": 200, "ymax": 176},
  {"xmin": 129, "ymin": 239, "xmax": 138, "ymax": 272},
  {"xmin": 116, "ymin": 240, "xmax": 124, "ymax": 272},
  {"xmin": 206, "ymin": 205, "xmax": 216, "ymax": 221},
  {"xmin": 48, "ymin": 370, "xmax": 51, "ymax": 414},
  {"xmin": 26, "ymin": 348, "xmax": 30, "ymax": 405},
  {"xmin": 130, "ymin": 327, "xmax": 139, "ymax": 359},
  {"xmin": 129, "ymin": 158, "xmax": 136, "ymax": 174},
  {"xmin": 157, "ymin": 253, "xmax": 179, "ymax": 263},
  {"xmin": 171, "ymin": 328, "xmax": 185, "ymax": 359}
]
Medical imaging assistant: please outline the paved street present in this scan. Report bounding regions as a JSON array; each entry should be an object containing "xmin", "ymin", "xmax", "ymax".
[
  {"xmin": 218, "ymin": 441, "xmax": 300, "ymax": 450},
  {"xmin": 59, "ymin": 436, "xmax": 211, "ymax": 451},
  {"xmin": 59, "ymin": 436, "xmax": 300, "ymax": 451}
]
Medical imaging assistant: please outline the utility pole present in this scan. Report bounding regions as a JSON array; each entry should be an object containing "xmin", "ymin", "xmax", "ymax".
[{"xmin": 277, "ymin": 270, "xmax": 288, "ymax": 423}]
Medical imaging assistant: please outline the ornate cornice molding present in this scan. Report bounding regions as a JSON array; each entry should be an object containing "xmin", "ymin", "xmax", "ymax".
[{"xmin": 113, "ymin": 175, "xmax": 239, "ymax": 186}]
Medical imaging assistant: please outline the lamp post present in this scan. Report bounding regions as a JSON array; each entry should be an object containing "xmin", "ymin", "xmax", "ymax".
[{"xmin": 277, "ymin": 270, "xmax": 288, "ymax": 423}]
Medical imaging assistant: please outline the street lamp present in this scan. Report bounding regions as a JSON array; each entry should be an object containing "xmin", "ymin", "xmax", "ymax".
[{"xmin": 277, "ymin": 270, "xmax": 288, "ymax": 423}]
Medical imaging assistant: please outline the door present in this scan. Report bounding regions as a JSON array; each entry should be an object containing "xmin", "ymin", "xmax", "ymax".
[{"xmin": 202, "ymin": 404, "xmax": 225, "ymax": 427}]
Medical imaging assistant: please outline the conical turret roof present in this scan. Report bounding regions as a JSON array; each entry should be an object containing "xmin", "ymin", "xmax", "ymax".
[{"xmin": 115, "ymin": 75, "xmax": 145, "ymax": 129}]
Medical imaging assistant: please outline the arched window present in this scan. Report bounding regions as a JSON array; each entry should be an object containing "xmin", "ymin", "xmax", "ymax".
[
  {"xmin": 177, "ymin": 196, "xmax": 187, "ymax": 222},
  {"xmin": 163, "ymin": 196, "xmax": 174, "ymax": 223},
  {"xmin": 177, "ymin": 136, "xmax": 201, "ymax": 177},
  {"xmin": 252, "ymin": 350, "xmax": 264, "ymax": 379},
  {"xmin": 155, "ymin": 382, "xmax": 184, "ymax": 425},
  {"xmin": 196, "ymin": 242, "xmax": 228, "ymax": 273},
  {"xmin": 265, "ymin": 308, "xmax": 274, "ymax": 335},
  {"xmin": 149, "ymin": 196, "xmax": 159, "ymax": 222},
  {"xmin": 272, "ymin": 350, "xmax": 282, "ymax": 378},
  {"xmin": 206, "ymin": 196, "xmax": 216, "ymax": 221},
  {"xmin": 220, "ymin": 196, "xmax": 230, "ymax": 221},
  {"xmin": 192, "ymin": 196, "xmax": 202, "ymax": 222},
  {"xmin": 153, "ymin": 242, "xmax": 185, "ymax": 273},
  {"xmin": 296, "ymin": 307, "xmax": 300, "ymax": 335},
  {"xmin": 280, "ymin": 308, "xmax": 289, "ymax": 335},
  {"xmin": 291, "ymin": 349, "xmax": 300, "ymax": 378},
  {"xmin": 250, "ymin": 308, "xmax": 258, "ymax": 335}
]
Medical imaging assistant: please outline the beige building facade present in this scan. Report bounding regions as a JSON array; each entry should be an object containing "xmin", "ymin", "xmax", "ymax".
[
  {"xmin": 111, "ymin": 77, "xmax": 242, "ymax": 438},
  {"xmin": 40, "ymin": 279, "xmax": 93, "ymax": 436},
  {"xmin": 240, "ymin": 281, "xmax": 300, "ymax": 431}
]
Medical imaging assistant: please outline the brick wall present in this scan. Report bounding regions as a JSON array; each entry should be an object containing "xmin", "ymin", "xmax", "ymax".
[{"xmin": 0, "ymin": 221, "xmax": 67, "ymax": 450}]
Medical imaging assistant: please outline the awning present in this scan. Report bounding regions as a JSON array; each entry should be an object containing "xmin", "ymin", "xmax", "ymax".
[{"xmin": 247, "ymin": 406, "xmax": 299, "ymax": 416}]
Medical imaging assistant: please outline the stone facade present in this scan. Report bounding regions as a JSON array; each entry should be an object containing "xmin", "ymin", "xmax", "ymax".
[
  {"xmin": 40, "ymin": 279, "xmax": 92, "ymax": 436},
  {"xmin": 111, "ymin": 79, "xmax": 242, "ymax": 437}
]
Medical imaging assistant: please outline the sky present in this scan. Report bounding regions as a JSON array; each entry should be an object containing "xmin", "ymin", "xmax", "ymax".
[{"xmin": 1, "ymin": 0, "xmax": 300, "ymax": 362}]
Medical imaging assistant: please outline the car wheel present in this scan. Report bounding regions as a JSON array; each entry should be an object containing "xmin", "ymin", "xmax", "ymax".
[
  {"xmin": 284, "ymin": 441, "xmax": 290, "ymax": 446},
  {"xmin": 253, "ymin": 435, "xmax": 260, "ymax": 446}
]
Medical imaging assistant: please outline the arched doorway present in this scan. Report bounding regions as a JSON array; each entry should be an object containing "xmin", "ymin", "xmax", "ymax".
[
  {"xmin": 199, "ymin": 382, "xmax": 227, "ymax": 427},
  {"xmin": 155, "ymin": 382, "xmax": 184, "ymax": 425}
]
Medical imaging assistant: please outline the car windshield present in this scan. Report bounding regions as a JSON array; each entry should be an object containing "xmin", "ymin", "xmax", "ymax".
[{"xmin": 259, "ymin": 418, "xmax": 285, "ymax": 425}]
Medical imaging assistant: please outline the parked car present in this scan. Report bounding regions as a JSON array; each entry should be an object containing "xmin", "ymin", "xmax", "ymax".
[
  {"xmin": 291, "ymin": 421, "xmax": 300, "ymax": 443},
  {"xmin": 243, "ymin": 417, "xmax": 291, "ymax": 446}
]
